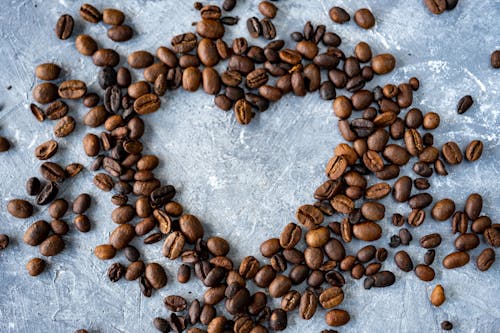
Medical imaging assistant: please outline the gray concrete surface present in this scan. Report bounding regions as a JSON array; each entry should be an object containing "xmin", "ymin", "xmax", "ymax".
[{"xmin": 0, "ymin": 0, "xmax": 499, "ymax": 332}]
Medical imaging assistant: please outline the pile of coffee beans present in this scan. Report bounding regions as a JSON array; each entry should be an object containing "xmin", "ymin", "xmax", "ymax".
[{"xmin": 3, "ymin": 1, "xmax": 497, "ymax": 332}]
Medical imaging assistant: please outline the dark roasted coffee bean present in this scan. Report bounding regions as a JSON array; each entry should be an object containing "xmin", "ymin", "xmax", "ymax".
[
  {"xmin": 269, "ymin": 309, "xmax": 287, "ymax": 331},
  {"xmin": 37, "ymin": 182, "xmax": 58, "ymax": 205},
  {"xmin": 392, "ymin": 213, "xmax": 405, "ymax": 227},
  {"xmin": 108, "ymin": 25, "xmax": 133, "ymax": 42},
  {"xmin": 424, "ymin": 249, "xmax": 436, "ymax": 266},
  {"xmin": 491, "ymin": 50, "xmax": 500, "ymax": 68},
  {"xmin": 420, "ymin": 233, "xmax": 442, "ymax": 249},
  {"xmin": 55, "ymin": 14, "xmax": 74, "ymax": 40},
  {"xmin": 399, "ymin": 228, "xmax": 412, "ymax": 245},
  {"xmin": 442, "ymin": 141, "xmax": 463, "ymax": 164},
  {"xmin": 98, "ymin": 67, "xmax": 117, "ymax": 89},
  {"xmin": 0, "ymin": 234, "xmax": 9, "ymax": 250},
  {"xmin": 389, "ymin": 235, "xmax": 401, "ymax": 248},
  {"xmin": 408, "ymin": 208, "xmax": 425, "ymax": 227},
  {"xmin": 441, "ymin": 321, "xmax": 453, "ymax": 331},
  {"xmin": 414, "ymin": 178, "xmax": 430, "ymax": 190},
  {"xmin": 484, "ymin": 228, "xmax": 500, "ymax": 247},
  {"xmin": 457, "ymin": 95, "xmax": 473, "ymax": 114},
  {"xmin": 108, "ymin": 262, "xmax": 125, "ymax": 282},
  {"xmin": 394, "ymin": 250, "xmax": 413, "ymax": 272},
  {"xmin": 431, "ymin": 198, "xmax": 455, "ymax": 221},
  {"xmin": 409, "ymin": 193, "xmax": 433, "ymax": 209},
  {"xmin": 83, "ymin": 93, "xmax": 100, "ymax": 108},
  {"xmin": 164, "ymin": 295, "xmax": 187, "ymax": 312},
  {"xmin": 26, "ymin": 177, "xmax": 41, "ymax": 196},
  {"xmin": 465, "ymin": 140, "xmax": 483, "ymax": 161},
  {"xmin": 465, "ymin": 193, "xmax": 482, "ymax": 220},
  {"xmin": 33, "ymin": 82, "xmax": 58, "ymax": 104}
]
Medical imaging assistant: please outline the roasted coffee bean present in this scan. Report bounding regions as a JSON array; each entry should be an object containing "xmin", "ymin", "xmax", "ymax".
[
  {"xmin": 296, "ymin": 204, "xmax": 323, "ymax": 229},
  {"xmin": 484, "ymin": 228, "xmax": 500, "ymax": 247},
  {"xmin": 491, "ymin": 50, "xmax": 500, "ymax": 68},
  {"xmin": 352, "ymin": 221, "xmax": 382, "ymax": 241},
  {"xmin": 53, "ymin": 115, "xmax": 75, "ymax": 137},
  {"xmin": 325, "ymin": 309, "xmax": 350, "ymax": 327},
  {"xmin": 409, "ymin": 193, "xmax": 433, "ymax": 209},
  {"xmin": 441, "ymin": 321, "xmax": 453, "ymax": 331},
  {"xmin": 98, "ymin": 67, "xmax": 117, "ymax": 91},
  {"xmin": 297, "ymin": 290, "xmax": 318, "ymax": 320},
  {"xmin": 94, "ymin": 244, "xmax": 116, "ymax": 260},
  {"xmin": 371, "ymin": 53, "xmax": 395, "ymax": 74},
  {"xmin": 145, "ymin": 262, "xmax": 168, "ymax": 289},
  {"xmin": 392, "ymin": 213, "xmax": 405, "ymax": 227},
  {"xmin": 464, "ymin": 140, "xmax": 483, "ymax": 161},
  {"xmin": 422, "ymin": 111, "xmax": 440, "ymax": 130},
  {"xmin": 26, "ymin": 177, "xmax": 41, "ymax": 197},
  {"xmin": 33, "ymin": 82, "xmax": 58, "ymax": 104},
  {"xmin": 424, "ymin": 0, "xmax": 447, "ymax": 14},
  {"xmin": 122, "ymin": 245, "xmax": 140, "ymax": 263},
  {"xmin": 139, "ymin": 276, "xmax": 152, "ymax": 297},
  {"xmin": 7, "ymin": 199, "xmax": 33, "ymax": 218},
  {"xmin": 80, "ymin": 3, "xmax": 101, "ymax": 23},
  {"xmin": 420, "ymin": 233, "xmax": 442, "ymax": 249},
  {"xmin": 408, "ymin": 208, "xmax": 425, "ymax": 227},
  {"xmin": 361, "ymin": 202, "xmax": 385, "ymax": 221},
  {"xmin": 75, "ymin": 34, "xmax": 98, "ymax": 56},
  {"xmin": 443, "ymin": 251, "xmax": 470, "ymax": 269},
  {"xmin": 153, "ymin": 317, "xmax": 170, "ymax": 333},
  {"xmin": 414, "ymin": 178, "xmax": 430, "ymax": 190},
  {"xmin": 35, "ymin": 140, "xmax": 58, "ymax": 160},
  {"xmin": 30, "ymin": 103, "xmax": 45, "ymax": 122},
  {"xmin": 163, "ymin": 232, "xmax": 185, "ymax": 259},
  {"xmin": 40, "ymin": 162, "xmax": 65, "ymax": 183},
  {"xmin": 354, "ymin": 8, "xmax": 375, "ymax": 29},
  {"xmin": 108, "ymin": 262, "xmax": 125, "ymax": 282},
  {"xmin": 72, "ymin": 193, "xmax": 91, "ymax": 214},
  {"xmin": 23, "ymin": 220, "xmax": 50, "ymax": 246},
  {"xmin": 477, "ymin": 248, "xmax": 495, "ymax": 271},
  {"xmin": 465, "ymin": 193, "xmax": 482, "ymax": 220},
  {"xmin": 399, "ymin": 228, "xmax": 412, "ymax": 245},
  {"xmin": 109, "ymin": 223, "xmax": 135, "ymax": 249},
  {"xmin": 271, "ymin": 254, "xmax": 287, "ymax": 273},
  {"xmin": 134, "ymin": 93, "xmax": 160, "ymax": 115},
  {"xmin": 74, "ymin": 214, "xmax": 91, "ymax": 233},
  {"xmin": 455, "ymin": 233, "xmax": 480, "ymax": 251},
  {"xmin": 45, "ymin": 100, "xmax": 69, "ymax": 120},
  {"xmin": 431, "ymin": 198, "xmax": 455, "ymax": 221},
  {"xmin": 268, "ymin": 309, "xmax": 287, "ymax": 331},
  {"xmin": 36, "ymin": 63, "xmax": 61, "ymax": 81},
  {"xmin": 196, "ymin": 19, "xmax": 225, "ymax": 39},
  {"xmin": 102, "ymin": 8, "xmax": 125, "ymax": 25},
  {"xmin": 329, "ymin": 6, "xmax": 350, "ymax": 23},
  {"xmin": 93, "ymin": 49, "xmax": 120, "ymax": 67},
  {"xmin": 55, "ymin": 14, "xmax": 74, "ymax": 40},
  {"xmin": 281, "ymin": 290, "xmax": 300, "ymax": 312},
  {"xmin": 415, "ymin": 264, "xmax": 435, "ymax": 281},
  {"xmin": 39, "ymin": 234, "xmax": 64, "ymax": 256},
  {"xmin": 471, "ymin": 216, "xmax": 491, "ymax": 234},
  {"xmin": 26, "ymin": 258, "xmax": 46, "ymax": 276},
  {"xmin": 37, "ymin": 182, "xmax": 58, "ymax": 205},
  {"xmin": 107, "ymin": 25, "xmax": 133, "ymax": 42},
  {"xmin": 413, "ymin": 162, "xmax": 433, "ymax": 177},
  {"xmin": 164, "ymin": 295, "xmax": 187, "ymax": 312},
  {"xmin": 259, "ymin": 1, "xmax": 278, "ymax": 18},
  {"xmin": 442, "ymin": 141, "xmax": 463, "ymax": 164},
  {"xmin": 394, "ymin": 250, "xmax": 413, "ymax": 272},
  {"xmin": 48, "ymin": 199, "xmax": 68, "ymax": 219},
  {"xmin": 457, "ymin": 95, "xmax": 473, "ymax": 114},
  {"xmin": 389, "ymin": 234, "xmax": 401, "ymax": 248},
  {"xmin": 392, "ymin": 176, "xmax": 412, "ymax": 202}
]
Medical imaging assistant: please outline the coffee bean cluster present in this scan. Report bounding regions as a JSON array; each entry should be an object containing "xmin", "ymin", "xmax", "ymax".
[{"xmin": 3, "ymin": 1, "xmax": 497, "ymax": 333}]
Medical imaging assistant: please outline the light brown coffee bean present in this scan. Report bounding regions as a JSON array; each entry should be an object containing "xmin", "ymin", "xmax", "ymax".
[
  {"xmin": 430, "ymin": 284, "xmax": 445, "ymax": 306},
  {"xmin": 442, "ymin": 251, "xmax": 470, "ymax": 269}
]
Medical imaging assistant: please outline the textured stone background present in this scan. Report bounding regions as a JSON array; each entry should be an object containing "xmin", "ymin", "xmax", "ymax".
[{"xmin": 0, "ymin": 0, "xmax": 498, "ymax": 332}]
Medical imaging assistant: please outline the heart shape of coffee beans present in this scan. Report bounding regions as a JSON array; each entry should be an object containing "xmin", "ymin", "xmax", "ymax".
[{"xmin": 2, "ymin": 1, "xmax": 499, "ymax": 333}]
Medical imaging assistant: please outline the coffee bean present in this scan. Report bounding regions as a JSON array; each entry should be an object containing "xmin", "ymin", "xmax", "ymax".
[
  {"xmin": 102, "ymin": 8, "xmax": 125, "ymax": 25},
  {"xmin": 74, "ymin": 214, "xmax": 91, "ymax": 233},
  {"xmin": 431, "ymin": 198, "xmax": 455, "ymax": 221},
  {"xmin": 465, "ymin": 140, "xmax": 483, "ymax": 161},
  {"xmin": 30, "ymin": 103, "xmax": 45, "ymax": 122},
  {"xmin": 36, "ymin": 63, "xmax": 61, "ymax": 81},
  {"xmin": 80, "ymin": 3, "xmax": 101, "ymax": 23},
  {"xmin": 329, "ymin": 7, "xmax": 350, "ymax": 24},
  {"xmin": 415, "ymin": 264, "xmax": 435, "ymax": 281},
  {"xmin": 394, "ymin": 250, "xmax": 413, "ymax": 272},
  {"xmin": 108, "ymin": 262, "xmax": 125, "ymax": 282},
  {"xmin": 424, "ymin": 0, "xmax": 446, "ymax": 14},
  {"xmin": 457, "ymin": 95, "xmax": 473, "ymax": 114},
  {"xmin": 376, "ymin": 248, "xmax": 388, "ymax": 262},
  {"xmin": 164, "ymin": 295, "xmax": 187, "ymax": 312},
  {"xmin": 325, "ymin": 309, "xmax": 350, "ymax": 327},
  {"xmin": 491, "ymin": 50, "xmax": 500, "ymax": 68},
  {"xmin": 40, "ymin": 162, "xmax": 66, "ymax": 183},
  {"xmin": 352, "ymin": 221, "xmax": 382, "ymax": 241},
  {"xmin": 23, "ymin": 220, "xmax": 50, "ymax": 246},
  {"xmin": 94, "ymin": 244, "xmax": 116, "ymax": 260},
  {"xmin": 163, "ymin": 232, "xmax": 185, "ymax": 259},
  {"xmin": 196, "ymin": 19, "xmax": 225, "ymax": 39},
  {"xmin": 39, "ymin": 234, "xmax": 64, "ymax": 256},
  {"xmin": 365, "ymin": 182, "xmax": 391, "ymax": 200},
  {"xmin": 319, "ymin": 286, "xmax": 344, "ymax": 309},
  {"xmin": 399, "ymin": 228, "xmax": 412, "ymax": 245},
  {"xmin": 34, "ymin": 139, "xmax": 58, "ymax": 160},
  {"xmin": 371, "ymin": 54, "xmax": 396, "ymax": 74},
  {"xmin": 139, "ymin": 275, "xmax": 153, "ymax": 297},
  {"xmin": 48, "ymin": 221, "xmax": 69, "ymax": 236},
  {"xmin": 354, "ymin": 8, "xmax": 375, "ymax": 29},
  {"xmin": 477, "ymin": 248, "xmax": 495, "ymax": 271},
  {"xmin": 93, "ymin": 49, "xmax": 120, "ymax": 67},
  {"xmin": 455, "ymin": 233, "xmax": 479, "ymax": 251},
  {"xmin": 471, "ymin": 216, "xmax": 491, "ymax": 234},
  {"xmin": 133, "ymin": 93, "xmax": 161, "ymax": 115},
  {"xmin": 422, "ymin": 112, "xmax": 440, "ymax": 130},
  {"xmin": 55, "ymin": 14, "xmax": 74, "ymax": 40},
  {"xmin": 53, "ymin": 115, "xmax": 76, "ymax": 137},
  {"xmin": 36, "ymin": 182, "xmax": 58, "ymax": 205},
  {"xmin": 33, "ymin": 82, "xmax": 58, "ymax": 104},
  {"xmin": 441, "ymin": 321, "xmax": 453, "ymax": 331},
  {"xmin": 145, "ymin": 262, "xmax": 168, "ymax": 289},
  {"xmin": 258, "ymin": 1, "xmax": 278, "ymax": 18},
  {"xmin": 389, "ymin": 234, "xmax": 401, "ymax": 248},
  {"xmin": 442, "ymin": 141, "xmax": 463, "ymax": 164},
  {"xmin": 409, "ymin": 193, "xmax": 433, "ymax": 209},
  {"xmin": 153, "ymin": 317, "xmax": 170, "ymax": 333},
  {"xmin": 0, "ymin": 234, "xmax": 9, "ymax": 250},
  {"xmin": 361, "ymin": 202, "xmax": 385, "ymax": 221},
  {"xmin": 26, "ymin": 258, "xmax": 46, "ymax": 276},
  {"xmin": 75, "ymin": 34, "xmax": 98, "ymax": 56},
  {"xmin": 443, "ymin": 251, "xmax": 470, "ymax": 269},
  {"xmin": 484, "ymin": 227, "xmax": 500, "ymax": 247},
  {"xmin": 392, "ymin": 176, "xmax": 412, "ymax": 202},
  {"xmin": 7, "ymin": 199, "xmax": 33, "ymax": 218},
  {"xmin": 465, "ymin": 193, "xmax": 482, "ymax": 220}
]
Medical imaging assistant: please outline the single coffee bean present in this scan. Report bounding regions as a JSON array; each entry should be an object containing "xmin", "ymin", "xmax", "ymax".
[
  {"xmin": 153, "ymin": 317, "xmax": 170, "ymax": 333},
  {"xmin": 361, "ymin": 202, "xmax": 385, "ymax": 221},
  {"xmin": 33, "ymin": 82, "xmax": 58, "ymax": 104},
  {"xmin": 424, "ymin": 0, "xmax": 446, "ymax": 14},
  {"xmin": 420, "ymin": 233, "xmax": 442, "ymax": 248},
  {"xmin": 145, "ymin": 262, "xmax": 168, "ymax": 289},
  {"xmin": 93, "ymin": 49, "xmax": 120, "ymax": 67},
  {"xmin": 442, "ymin": 141, "xmax": 463, "ymax": 164},
  {"xmin": 424, "ymin": 249, "xmax": 436, "ymax": 265},
  {"xmin": 40, "ymin": 162, "xmax": 66, "ymax": 183},
  {"xmin": 258, "ymin": 1, "xmax": 278, "ymax": 18},
  {"xmin": 431, "ymin": 198, "xmax": 455, "ymax": 221},
  {"xmin": 108, "ymin": 262, "xmax": 126, "ymax": 282},
  {"xmin": 80, "ymin": 3, "xmax": 101, "ymax": 23},
  {"xmin": 196, "ymin": 19, "xmax": 225, "ymax": 39},
  {"xmin": 415, "ymin": 264, "xmax": 435, "ymax": 281},
  {"xmin": 55, "ymin": 14, "xmax": 74, "ymax": 40},
  {"xmin": 393, "ymin": 176, "xmax": 412, "ymax": 202},
  {"xmin": 164, "ymin": 295, "xmax": 187, "ymax": 312},
  {"xmin": 134, "ymin": 93, "xmax": 161, "ymax": 115},
  {"xmin": 298, "ymin": 290, "xmax": 318, "ymax": 319},
  {"xmin": 23, "ymin": 220, "xmax": 51, "ymax": 246},
  {"xmin": 430, "ymin": 284, "xmax": 446, "ymax": 306},
  {"xmin": 35, "ymin": 63, "xmax": 61, "ymax": 81},
  {"xmin": 354, "ymin": 8, "xmax": 375, "ymax": 29},
  {"xmin": 484, "ymin": 227, "xmax": 500, "ymax": 247},
  {"xmin": 0, "ymin": 234, "xmax": 10, "ymax": 250},
  {"xmin": 442, "ymin": 251, "xmax": 470, "ymax": 269},
  {"xmin": 454, "ymin": 233, "xmax": 479, "ymax": 251},
  {"xmin": 74, "ymin": 214, "xmax": 91, "ymax": 233},
  {"xmin": 352, "ymin": 221, "xmax": 382, "ymax": 241},
  {"xmin": 399, "ymin": 228, "xmax": 412, "ymax": 245},
  {"xmin": 329, "ymin": 7, "xmax": 350, "ymax": 24},
  {"xmin": 409, "ymin": 193, "xmax": 433, "ymax": 209},
  {"xmin": 7, "ymin": 199, "xmax": 33, "ymax": 218},
  {"xmin": 325, "ymin": 309, "xmax": 350, "ymax": 327},
  {"xmin": 376, "ymin": 247, "xmax": 388, "ymax": 262},
  {"xmin": 54, "ymin": 115, "xmax": 75, "ymax": 137},
  {"xmin": 37, "ymin": 182, "xmax": 59, "ymax": 205},
  {"xmin": 441, "ymin": 321, "xmax": 453, "ymax": 331},
  {"xmin": 371, "ymin": 54, "xmax": 396, "ymax": 74},
  {"xmin": 465, "ymin": 193, "xmax": 482, "ymax": 220},
  {"xmin": 102, "ymin": 8, "xmax": 125, "ymax": 25},
  {"xmin": 457, "ymin": 95, "xmax": 473, "ymax": 114},
  {"xmin": 94, "ymin": 244, "xmax": 116, "ymax": 260},
  {"xmin": 319, "ymin": 286, "xmax": 344, "ymax": 309},
  {"xmin": 471, "ymin": 216, "xmax": 491, "ymax": 234},
  {"xmin": 26, "ymin": 257, "xmax": 46, "ymax": 276},
  {"xmin": 30, "ymin": 103, "xmax": 45, "ymax": 122},
  {"xmin": 48, "ymin": 199, "xmax": 68, "ymax": 219},
  {"xmin": 414, "ymin": 178, "xmax": 430, "ymax": 190},
  {"xmin": 35, "ymin": 140, "xmax": 58, "ymax": 160},
  {"xmin": 39, "ymin": 234, "xmax": 64, "ymax": 256},
  {"xmin": 464, "ymin": 140, "xmax": 483, "ymax": 161},
  {"xmin": 476, "ymin": 248, "xmax": 495, "ymax": 271},
  {"xmin": 75, "ymin": 34, "xmax": 98, "ymax": 56},
  {"xmin": 491, "ymin": 50, "xmax": 500, "ymax": 68},
  {"xmin": 394, "ymin": 250, "xmax": 413, "ymax": 272}
]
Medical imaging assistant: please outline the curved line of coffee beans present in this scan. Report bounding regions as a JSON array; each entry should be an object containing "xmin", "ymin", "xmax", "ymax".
[{"xmin": 3, "ymin": 1, "xmax": 498, "ymax": 333}]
